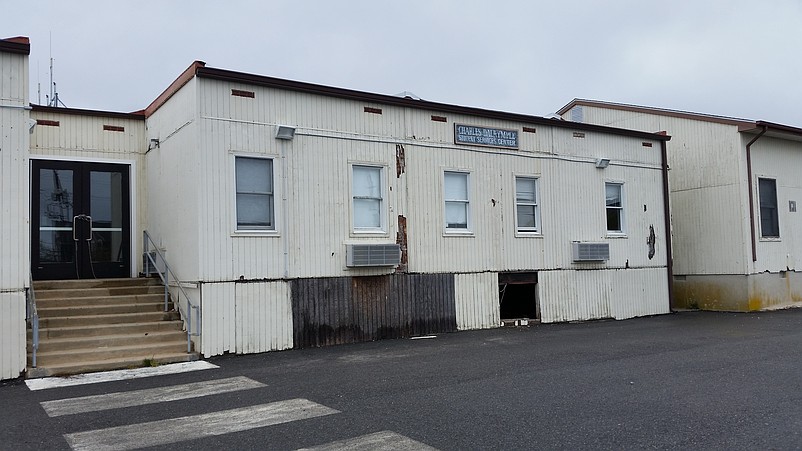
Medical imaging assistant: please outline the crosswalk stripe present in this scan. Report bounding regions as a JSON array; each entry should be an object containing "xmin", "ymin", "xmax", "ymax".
[
  {"xmin": 41, "ymin": 376, "xmax": 265, "ymax": 417},
  {"xmin": 64, "ymin": 398, "xmax": 339, "ymax": 451},
  {"xmin": 297, "ymin": 431, "xmax": 439, "ymax": 451},
  {"xmin": 26, "ymin": 361, "xmax": 219, "ymax": 391}
]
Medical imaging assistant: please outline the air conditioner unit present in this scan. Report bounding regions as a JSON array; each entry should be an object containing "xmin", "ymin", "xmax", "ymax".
[
  {"xmin": 346, "ymin": 243, "xmax": 401, "ymax": 267},
  {"xmin": 572, "ymin": 242, "xmax": 610, "ymax": 262}
]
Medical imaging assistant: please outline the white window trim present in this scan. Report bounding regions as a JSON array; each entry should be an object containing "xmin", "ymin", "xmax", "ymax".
[
  {"xmin": 231, "ymin": 153, "xmax": 280, "ymax": 237},
  {"xmin": 443, "ymin": 169, "xmax": 473, "ymax": 236},
  {"xmin": 756, "ymin": 175, "xmax": 781, "ymax": 241},
  {"xmin": 514, "ymin": 174, "xmax": 542, "ymax": 237},
  {"xmin": 605, "ymin": 181, "xmax": 627, "ymax": 238},
  {"xmin": 350, "ymin": 162, "xmax": 390, "ymax": 237}
]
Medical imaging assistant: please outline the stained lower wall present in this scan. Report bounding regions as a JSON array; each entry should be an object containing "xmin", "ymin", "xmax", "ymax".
[
  {"xmin": 674, "ymin": 272, "xmax": 802, "ymax": 311},
  {"xmin": 291, "ymin": 273, "xmax": 457, "ymax": 348}
]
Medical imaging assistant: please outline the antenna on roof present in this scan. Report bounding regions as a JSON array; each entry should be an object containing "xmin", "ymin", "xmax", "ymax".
[{"xmin": 46, "ymin": 33, "xmax": 66, "ymax": 108}]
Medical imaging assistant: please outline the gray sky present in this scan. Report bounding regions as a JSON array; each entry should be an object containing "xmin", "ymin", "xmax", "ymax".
[{"xmin": 3, "ymin": 1, "xmax": 801, "ymax": 126}]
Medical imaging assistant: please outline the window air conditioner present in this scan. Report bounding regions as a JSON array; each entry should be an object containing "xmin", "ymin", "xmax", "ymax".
[
  {"xmin": 346, "ymin": 244, "xmax": 402, "ymax": 267},
  {"xmin": 571, "ymin": 242, "xmax": 610, "ymax": 262}
]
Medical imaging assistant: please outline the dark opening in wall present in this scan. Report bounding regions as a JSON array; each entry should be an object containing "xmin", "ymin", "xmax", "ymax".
[{"xmin": 498, "ymin": 272, "xmax": 539, "ymax": 320}]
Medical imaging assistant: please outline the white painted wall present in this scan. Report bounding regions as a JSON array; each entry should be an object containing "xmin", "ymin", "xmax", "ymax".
[
  {"xmin": 564, "ymin": 104, "xmax": 750, "ymax": 276},
  {"xmin": 0, "ymin": 48, "xmax": 29, "ymax": 379}
]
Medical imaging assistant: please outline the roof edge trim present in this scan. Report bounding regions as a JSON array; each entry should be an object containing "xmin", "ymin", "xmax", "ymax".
[
  {"xmin": 0, "ymin": 36, "xmax": 31, "ymax": 55},
  {"xmin": 31, "ymin": 104, "xmax": 145, "ymax": 120},
  {"xmin": 145, "ymin": 60, "xmax": 206, "ymax": 118},
  {"xmin": 194, "ymin": 67, "xmax": 669, "ymax": 142},
  {"xmin": 557, "ymin": 98, "xmax": 755, "ymax": 129}
]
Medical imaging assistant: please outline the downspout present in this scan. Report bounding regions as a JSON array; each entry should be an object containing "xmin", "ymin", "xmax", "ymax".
[
  {"xmin": 745, "ymin": 125, "xmax": 768, "ymax": 262},
  {"xmin": 659, "ymin": 138, "xmax": 675, "ymax": 311}
]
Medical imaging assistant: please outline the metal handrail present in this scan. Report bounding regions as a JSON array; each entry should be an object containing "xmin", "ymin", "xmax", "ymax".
[
  {"xmin": 26, "ymin": 273, "xmax": 39, "ymax": 368},
  {"xmin": 143, "ymin": 231, "xmax": 201, "ymax": 354}
]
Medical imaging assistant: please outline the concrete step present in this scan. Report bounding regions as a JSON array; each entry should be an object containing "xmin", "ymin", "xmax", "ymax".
[
  {"xmin": 33, "ymin": 277, "xmax": 162, "ymax": 291},
  {"xmin": 35, "ymin": 330, "xmax": 189, "ymax": 353},
  {"xmin": 39, "ymin": 311, "xmax": 181, "ymax": 328},
  {"xmin": 36, "ymin": 293, "xmax": 166, "ymax": 308},
  {"xmin": 38, "ymin": 302, "xmax": 170, "ymax": 318},
  {"xmin": 31, "ymin": 340, "xmax": 190, "ymax": 367},
  {"xmin": 35, "ymin": 285, "xmax": 165, "ymax": 300},
  {"xmin": 32, "ymin": 320, "xmax": 185, "ymax": 339},
  {"xmin": 27, "ymin": 351, "xmax": 198, "ymax": 378}
]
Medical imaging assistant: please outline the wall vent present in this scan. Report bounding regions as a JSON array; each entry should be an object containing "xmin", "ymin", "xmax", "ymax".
[
  {"xmin": 346, "ymin": 243, "xmax": 401, "ymax": 267},
  {"xmin": 571, "ymin": 242, "xmax": 609, "ymax": 262}
]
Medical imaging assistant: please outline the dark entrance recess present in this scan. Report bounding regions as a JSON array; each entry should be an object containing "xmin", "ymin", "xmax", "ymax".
[
  {"xmin": 499, "ymin": 272, "xmax": 539, "ymax": 320},
  {"xmin": 31, "ymin": 160, "xmax": 131, "ymax": 280}
]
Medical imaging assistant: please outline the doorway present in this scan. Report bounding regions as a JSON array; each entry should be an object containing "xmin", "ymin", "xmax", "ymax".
[
  {"xmin": 31, "ymin": 160, "xmax": 131, "ymax": 280},
  {"xmin": 499, "ymin": 272, "xmax": 539, "ymax": 323}
]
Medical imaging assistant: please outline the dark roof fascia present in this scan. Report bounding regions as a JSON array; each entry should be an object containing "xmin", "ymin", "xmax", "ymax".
[
  {"xmin": 558, "ymin": 98, "xmax": 753, "ymax": 129},
  {"xmin": 144, "ymin": 60, "xmax": 206, "ymax": 118},
  {"xmin": 195, "ymin": 67, "xmax": 669, "ymax": 142},
  {"xmin": 0, "ymin": 37, "xmax": 30, "ymax": 55},
  {"xmin": 31, "ymin": 104, "xmax": 145, "ymax": 121}
]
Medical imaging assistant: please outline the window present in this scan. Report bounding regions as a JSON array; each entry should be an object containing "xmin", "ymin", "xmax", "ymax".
[
  {"xmin": 235, "ymin": 157, "xmax": 274, "ymax": 230},
  {"xmin": 352, "ymin": 165, "xmax": 384, "ymax": 231},
  {"xmin": 444, "ymin": 171, "xmax": 470, "ymax": 230},
  {"xmin": 605, "ymin": 182, "xmax": 624, "ymax": 233},
  {"xmin": 515, "ymin": 177, "xmax": 539, "ymax": 233},
  {"xmin": 759, "ymin": 178, "xmax": 779, "ymax": 238}
]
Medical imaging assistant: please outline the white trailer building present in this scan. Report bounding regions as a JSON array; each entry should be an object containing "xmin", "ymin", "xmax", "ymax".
[
  {"xmin": 559, "ymin": 99, "xmax": 802, "ymax": 311},
  {"xmin": 1, "ymin": 37, "xmax": 673, "ymax": 379}
]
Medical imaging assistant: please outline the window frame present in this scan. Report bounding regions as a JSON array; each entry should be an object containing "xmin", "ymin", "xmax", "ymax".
[
  {"xmin": 232, "ymin": 154, "xmax": 278, "ymax": 235},
  {"xmin": 350, "ymin": 163, "xmax": 388, "ymax": 235},
  {"xmin": 514, "ymin": 175, "xmax": 541, "ymax": 235},
  {"xmin": 757, "ymin": 176, "xmax": 780, "ymax": 239},
  {"xmin": 605, "ymin": 181, "xmax": 626, "ymax": 237},
  {"xmin": 443, "ymin": 170, "xmax": 472, "ymax": 235}
]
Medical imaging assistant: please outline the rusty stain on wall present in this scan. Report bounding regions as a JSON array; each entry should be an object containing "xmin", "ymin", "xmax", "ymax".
[
  {"xmin": 290, "ymin": 273, "xmax": 457, "ymax": 349},
  {"xmin": 396, "ymin": 215, "xmax": 408, "ymax": 272},
  {"xmin": 395, "ymin": 143, "xmax": 405, "ymax": 177}
]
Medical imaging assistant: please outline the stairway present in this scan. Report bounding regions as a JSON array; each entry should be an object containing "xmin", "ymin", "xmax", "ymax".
[{"xmin": 27, "ymin": 277, "xmax": 198, "ymax": 378}]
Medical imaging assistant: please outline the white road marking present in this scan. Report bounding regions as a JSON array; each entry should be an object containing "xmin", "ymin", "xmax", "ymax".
[
  {"xmin": 410, "ymin": 335, "xmax": 437, "ymax": 340},
  {"xmin": 64, "ymin": 398, "xmax": 339, "ymax": 451},
  {"xmin": 26, "ymin": 361, "xmax": 218, "ymax": 391},
  {"xmin": 41, "ymin": 376, "xmax": 265, "ymax": 417},
  {"xmin": 298, "ymin": 431, "xmax": 439, "ymax": 451}
]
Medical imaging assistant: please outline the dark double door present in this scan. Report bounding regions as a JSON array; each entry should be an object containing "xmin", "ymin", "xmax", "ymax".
[{"xmin": 32, "ymin": 160, "xmax": 131, "ymax": 280}]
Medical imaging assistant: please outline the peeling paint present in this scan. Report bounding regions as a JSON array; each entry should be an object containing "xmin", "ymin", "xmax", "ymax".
[
  {"xmin": 647, "ymin": 225, "xmax": 656, "ymax": 260},
  {"xmin": 395, "ymin": 143, "xmax": 405, "ymax": 177}
]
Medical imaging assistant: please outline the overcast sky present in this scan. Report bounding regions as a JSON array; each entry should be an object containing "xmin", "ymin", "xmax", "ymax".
[{"xmin": 3, "ymin": 1, "xmax": 801, "ymax": 126}]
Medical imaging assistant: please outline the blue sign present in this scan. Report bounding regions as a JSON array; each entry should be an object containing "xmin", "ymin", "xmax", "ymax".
[{"xmin": 454, "ymin": 124, "xmax": 518, "ymax": 149}]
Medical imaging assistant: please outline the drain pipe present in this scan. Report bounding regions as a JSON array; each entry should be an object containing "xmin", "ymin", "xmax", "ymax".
[
  {"xmin": 659, "ymin": 137, "xmax": 675, "ymax": 311},
  {"xmin": 745, "ymin": 125, "xmax": 768, "ymax": 262}
]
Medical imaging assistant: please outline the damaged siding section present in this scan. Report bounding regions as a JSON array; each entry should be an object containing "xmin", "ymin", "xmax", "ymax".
[{"xmin": 291, "ymin": 273, "xmax": 456, "ymax": 348}]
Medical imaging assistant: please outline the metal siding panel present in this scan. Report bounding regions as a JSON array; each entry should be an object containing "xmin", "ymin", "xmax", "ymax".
[
  {"xmin": 290, "ymin": 274, "xmax": 456, "ymax": 349},
  {"xmin": 455, "ymin": 272, "xmax": 500, "ymax": 330},
  {"xmin": 0, "ymin": 293, "xmax": 25, "ymax": 380},
  {"xmin": 751, "ymin": 136, "xmax": 802, "ymax": 273},
  {"xmin": 234, "ymin": 281, "xmax": 292, "ymax": 354},
  {"xmin": 200, "ymin": 283, "xmax": 235, "ymax": 357}
]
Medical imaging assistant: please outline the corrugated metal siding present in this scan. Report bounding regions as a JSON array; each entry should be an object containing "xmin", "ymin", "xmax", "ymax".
[
  {"xmin": 291, "ymin": 273, "xmax": 456, "ymax": 348},
  {"xmin": 145, "ymin": 78, "xmax": 200, "ymax": 281},
  {"xmin": 539, "ymin": 268, "xmax": 669, "ymax": 323},
  {"xmin": 0, "ymin": 51, "xmax": 29, "ymax": 380},
  {"xmin": 200, "ymin": 283, "xmax": 234, "ymax": 357},
  {"xmin": 750, "ymin": 136, "xmax": 802, "ymax": 273},
  {"xmin": 571, "ymin": 105, "xmax": 750, "ymax": 276},
  {"xmin": 455, "ymin": 272, "xmax": 500, "ymax": 330},
  {"xmin": 234, "ymin": 281, "xmax": 293, "ymax": 353},
  {"xmin": 0, "ymin": 293, "xmax": 25, "ymax": 379}
]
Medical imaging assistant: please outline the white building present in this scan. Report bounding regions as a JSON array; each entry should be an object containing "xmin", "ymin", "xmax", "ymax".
[
  {"xmin": 1, "ymin": 37, "xmax": 673, "ymax": 380},
  {"xmin": 559, "ymin": 99, "xmax": 802, "ymax": 311}
]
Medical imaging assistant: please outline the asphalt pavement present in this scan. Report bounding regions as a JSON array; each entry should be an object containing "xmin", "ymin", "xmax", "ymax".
[{"xmin": 2, "ymin": 309, "xmax": 802, "ymax": 450}]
